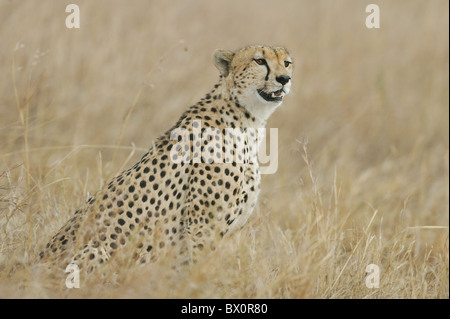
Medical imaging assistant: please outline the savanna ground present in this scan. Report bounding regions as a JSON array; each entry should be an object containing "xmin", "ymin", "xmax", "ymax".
[{"xmin": 0, "ymin": 0, "xmax": 448, "ymax": 298}]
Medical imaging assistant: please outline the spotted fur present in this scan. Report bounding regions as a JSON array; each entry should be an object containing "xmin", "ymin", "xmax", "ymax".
[{"xmin": 39, "ymin": 45, "xmax": 293, "ymax": 273}]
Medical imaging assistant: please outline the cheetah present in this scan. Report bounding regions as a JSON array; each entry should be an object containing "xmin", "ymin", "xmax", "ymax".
[{"xmin": 39, "ymin": 45, "xmax": 293, "ymax": 274}]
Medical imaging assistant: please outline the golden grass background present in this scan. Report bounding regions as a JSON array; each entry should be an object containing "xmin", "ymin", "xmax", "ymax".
[{"xmin": 0, "ymin": 0, "xmax": 448, "ymax": 298}]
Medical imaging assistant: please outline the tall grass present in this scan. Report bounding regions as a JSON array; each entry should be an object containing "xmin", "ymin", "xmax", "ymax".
[{"xmin": 0, "ymin": 0, "xmax": 448, "ymax": 298}]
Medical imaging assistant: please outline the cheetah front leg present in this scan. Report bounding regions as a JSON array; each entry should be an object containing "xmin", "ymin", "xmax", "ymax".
[{"xmin": 182, "ymin": 206, "xmax": 225, "ymax": 267}]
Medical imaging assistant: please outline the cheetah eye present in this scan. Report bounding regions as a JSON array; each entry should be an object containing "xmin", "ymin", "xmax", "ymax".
[
  {"xmin": 284, "ymin": 61, "xmax": 292, "ymax": 68},
  {"xmin": 254, "ymin": 58, "xmax": 266, "ymax": 66}
]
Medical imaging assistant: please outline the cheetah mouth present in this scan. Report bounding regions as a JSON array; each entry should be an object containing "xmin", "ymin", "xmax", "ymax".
[{"xmin": 257, "ymin": 88, "xmax": 284, "ymax": 102}]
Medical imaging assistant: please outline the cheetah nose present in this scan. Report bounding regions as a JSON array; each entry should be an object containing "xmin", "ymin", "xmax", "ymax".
[{"xmin": 276, "ymin": 75, "xmax": 291, "ymax": 86}]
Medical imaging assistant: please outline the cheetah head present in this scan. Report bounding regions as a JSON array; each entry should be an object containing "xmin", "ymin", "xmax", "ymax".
[{"xmin": 214, "ymin": 45, "xmax": 293, "ymax": 122}]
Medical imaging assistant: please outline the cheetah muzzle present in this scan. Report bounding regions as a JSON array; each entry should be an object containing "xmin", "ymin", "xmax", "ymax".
[
  {"xmin": 39, "ymin": 45, "xmax": 293, "ymax": 274},
  {"xmin": 257, "ymin": 87, "xmax": 285, "ymax": 103}
]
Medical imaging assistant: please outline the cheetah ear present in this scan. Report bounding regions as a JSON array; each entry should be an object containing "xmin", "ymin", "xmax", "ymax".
[{"xmin": 213, "ymin": 49, "xmax": 234, "ymax": 77}]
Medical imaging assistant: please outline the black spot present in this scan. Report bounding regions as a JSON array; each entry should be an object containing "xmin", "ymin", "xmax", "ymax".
[
  {"xmin": 118, "ymin": 218, "xmax": 125, "ymax": 226},
  {"xmin": 140, "ymin": 180, "xmax": 146, "ymax": 188}
]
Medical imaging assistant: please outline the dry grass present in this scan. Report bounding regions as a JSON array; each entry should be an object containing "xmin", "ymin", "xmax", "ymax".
[{"xmin": 0, "ymin": 0, "xmax": 448, "ymax": 298}]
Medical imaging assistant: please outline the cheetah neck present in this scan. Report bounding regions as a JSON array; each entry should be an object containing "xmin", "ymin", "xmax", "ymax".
[
  {"xmin": 215, "ymin": 79, "xmax": 278, "ymax": 129},
  {"xmin": 222, "ymin": 79, "xmax": 283, "ymax": 128},
  {"xmin": 237, "ymin": 100, "xmax": 279, "ymax": 128}
]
